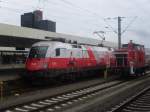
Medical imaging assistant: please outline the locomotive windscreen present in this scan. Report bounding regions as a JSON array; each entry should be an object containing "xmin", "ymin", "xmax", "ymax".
[{"xmin": 29, "ymin": 46, "xmax": 48, "ymax": 58}]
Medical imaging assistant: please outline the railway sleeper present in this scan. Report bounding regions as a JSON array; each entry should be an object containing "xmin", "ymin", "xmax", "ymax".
[
  {"xmin": 125, "ymin": 106, "xmax": 150, "ymax": 111},
  {"xmin": 129, "ymin": 103, "xmax": 150, "ymax": 108}
]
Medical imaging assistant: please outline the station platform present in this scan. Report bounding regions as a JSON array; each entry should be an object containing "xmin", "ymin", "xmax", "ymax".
[
  {"xmin": 0, "ymin": 74, "xmax": 20, "ymax": 82},
  {"xmin": 0, "ymin": 64, "xmax": 24, "ymax": 82},
  {"xmin": 0, "ymin": 64, "xmax": 24, "ymax": 70}
]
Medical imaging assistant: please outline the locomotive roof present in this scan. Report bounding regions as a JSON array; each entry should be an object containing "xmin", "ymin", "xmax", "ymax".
[
  {"xmin": 32, "ymin": 41, "xmax": 61, "ymax": 46},
  {"xmin": 31, "ymin": 41, "xmax": 109, "ymax": 51},
  {"xmin": 123, "ymin": 43, "xmax": 144, "ymax": 48}
]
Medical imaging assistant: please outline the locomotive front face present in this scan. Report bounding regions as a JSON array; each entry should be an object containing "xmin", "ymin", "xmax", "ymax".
[
  {"xmin": 26, "ymin": 45, "xmax": 49, "ymax": 71},
  {"xmin": 113, "ymin": 50, "xmax": 128, "ymax": 68},
  {"xmin": 29, "ymin": 46, "xmax": 48, "ymax": 58},
  {"xmin": 114, "ymin": 40, "xmax": 146, "ymax": 76}
]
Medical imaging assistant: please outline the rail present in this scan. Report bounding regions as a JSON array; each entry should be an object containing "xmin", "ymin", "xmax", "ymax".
[
  {"xmin": 109, "ymin": 86, "xmax": 150, "ymax": 112},
  {"xmin": 2, "ymin": 80, "xmax": 125, "ymax": 112}
]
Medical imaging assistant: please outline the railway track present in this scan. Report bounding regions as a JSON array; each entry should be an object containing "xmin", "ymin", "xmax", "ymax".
[
  {"xmin": 3, "ymin": 74, "xmax": 119, "ymax": 98},
  {"xmin": 2, "ymin": 80, "xmax": 125, "ymax": 112},
  {"xmin": 3, "ymin": 72, "xmax": 150, "ymax": 112},
  {"xmin": 109, "ymin": 86, "xmax": 150, "ymax": 112}
]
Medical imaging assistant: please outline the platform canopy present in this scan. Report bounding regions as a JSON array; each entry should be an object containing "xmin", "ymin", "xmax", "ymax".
[{"xmin": 0, "ymin": 23, "xmax": 117, "ymax": 48}]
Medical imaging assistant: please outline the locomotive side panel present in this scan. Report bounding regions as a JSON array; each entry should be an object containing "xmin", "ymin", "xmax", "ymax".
[{"xmin": 47, "ymin": 42, "xmax": 72, "ymax": 69}]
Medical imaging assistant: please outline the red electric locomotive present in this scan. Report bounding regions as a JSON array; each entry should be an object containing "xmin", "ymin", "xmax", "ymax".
[
  {"xmin": 25, "ymin": 40, "xmax": 116, "ymax": 80},
  {"xmin": 113, "ymin": 40, "xmax": 147, "ymax": 76}
]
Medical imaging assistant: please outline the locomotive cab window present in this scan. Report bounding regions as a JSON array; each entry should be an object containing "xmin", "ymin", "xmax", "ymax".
[
  {"xmin": 56, "ymin": 48, "xmax": 67, "ymax": 57},
  {"xmin": 115, "ymin": 54, "xmax": 127, "ymax": 66},
  {"xmin": 29, "ymin": 46, "xmax": 48, "ymax": 58},
  {"xmin": 56, "ymin": 48, "xmax": 60, "ymax": 56}
]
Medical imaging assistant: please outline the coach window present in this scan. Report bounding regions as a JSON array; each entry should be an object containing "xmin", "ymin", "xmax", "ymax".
[{"xmin": 56, "ymin": 48, "xmax": 60, "ymax": 56}]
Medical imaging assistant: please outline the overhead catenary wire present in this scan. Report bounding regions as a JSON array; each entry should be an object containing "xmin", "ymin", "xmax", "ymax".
[
  {"xmin": 42, "ymin": 0, "xmax": 108, "ymax": 31},
  {"xmin": 0, "ymin": 6, "xmax": 26, "ymax": 13},
  {"xmin": 46, "ymin": 0, "xmax": 104, "ymax": 23},
  {"xmin": 0, "ymin": 1, "xmax": 100, "ymax": 34},
  {"xmin": 55, "ymin": 0, "xmax": 123, "ymax": 34},
  {"xmin": 58, "ymin": 0, "xmax": 138, "ymax": 33},
  {"xmin": 0, "ymin": 0, "xmax": 120, "ymax": 33},
  {"xmin": 57, "ymin": 0, "xmax": 140, "ymax": 38},
  {"xmin": 1, "ymin": 0, "xmax": 134, "ymax": 34},
  {"xmin": 0, "ymin": 0, "xmax": 35, "ymax": 12},
  {"xmin": 121, "ymin": 16, "xmax": 137, "ymax": 35},
  {"xmin": 1, "ymin": 0, "xmax": 106, "ymax": 32},
  {"xmin": 103, "ymin": 18, "xmax": 118, "ymax": 34},
  {"xmin": 0, "ymin": 0, "xmax": 141, "ymax": 41}
]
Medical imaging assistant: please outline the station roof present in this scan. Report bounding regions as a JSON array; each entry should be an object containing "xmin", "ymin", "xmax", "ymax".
[{"xmin": 0, "ymin": 23, "xmax": 117, "ymax": 48}]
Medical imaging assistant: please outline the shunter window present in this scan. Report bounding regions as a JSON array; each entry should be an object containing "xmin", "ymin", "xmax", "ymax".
[
  {"xmin": 29, "ymin": 46, "xmax": 48, "ymax": 58},
  {"xmin": 115, "ymin": 54, "xmax": 127, "ymax": 66}
]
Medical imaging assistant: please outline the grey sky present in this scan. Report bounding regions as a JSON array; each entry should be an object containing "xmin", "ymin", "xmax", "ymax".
[{"xmin": 0, "ymin": 0, "xmax": 149, "ymax": 47}]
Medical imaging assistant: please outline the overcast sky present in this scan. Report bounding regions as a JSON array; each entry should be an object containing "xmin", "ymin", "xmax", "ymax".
[{"xmin": 0, "ymin": 0, "xmax": 149, "ymax": 47}]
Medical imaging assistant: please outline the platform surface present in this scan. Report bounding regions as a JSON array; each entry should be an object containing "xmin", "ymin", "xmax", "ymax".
[
  {"xmin": 0, "ymin": 64, "xmax": 24, "ymax": 70},
  {"xmin": 0, "ymin": 64, "xmax": 24, "ymax": 81},
  {"xmin": 0, "ymin": 74, "xmax": 19, "ymax": 82}
]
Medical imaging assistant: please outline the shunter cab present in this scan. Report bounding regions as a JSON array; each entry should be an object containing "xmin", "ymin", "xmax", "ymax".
[{"xmin": 113, "ymin": 40, "xmax": 145, "ymax": 75}]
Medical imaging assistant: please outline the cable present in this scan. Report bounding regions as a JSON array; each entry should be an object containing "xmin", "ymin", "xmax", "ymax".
[
  {"xmin": 0, "ymin": 0, "xmax": 35, "ymax": 13},
  {"xmin": 43, "ymin": 0, "xmax": 105, "ymax": 29},
  {"xmin": 0, "ymin": 0, "xmax": 139, "ymax": 40},
  {"xmin": 104, "ymin": 19, "xmax": 118, "ymax": 34},
  {"xmin": 57, "ymin": 0, "xmax": 120, "ymax": 34},
  {"xmin": 0, "ymin": 6, "xmax": 26, "ymax": 13},
  {"xmin": 46, "ymin": 0, "xmax": 99, "ymax": 19},
  {"xmin": 1, "ymin": 0, "xmax": 35, "ymax": 9},
  {"xmin": 47, "ymin": 0, "xmax": 120, "ymax": 34},
  {"xmin": 122, "ymin": 16, "xmax": 137, "ymax": 34},
  {"xmin": 46, "ymin": 14, "xmax": 96, "ymax": 32},
  {"xmin": 1, "ymin": 0, "xmax": 100, "ymax": 33}
]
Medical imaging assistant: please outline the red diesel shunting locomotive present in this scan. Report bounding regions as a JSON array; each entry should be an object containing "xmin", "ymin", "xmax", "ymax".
[{"xmin": 113, "ymin": 40, "xmax": 147, "ymax": 76}]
